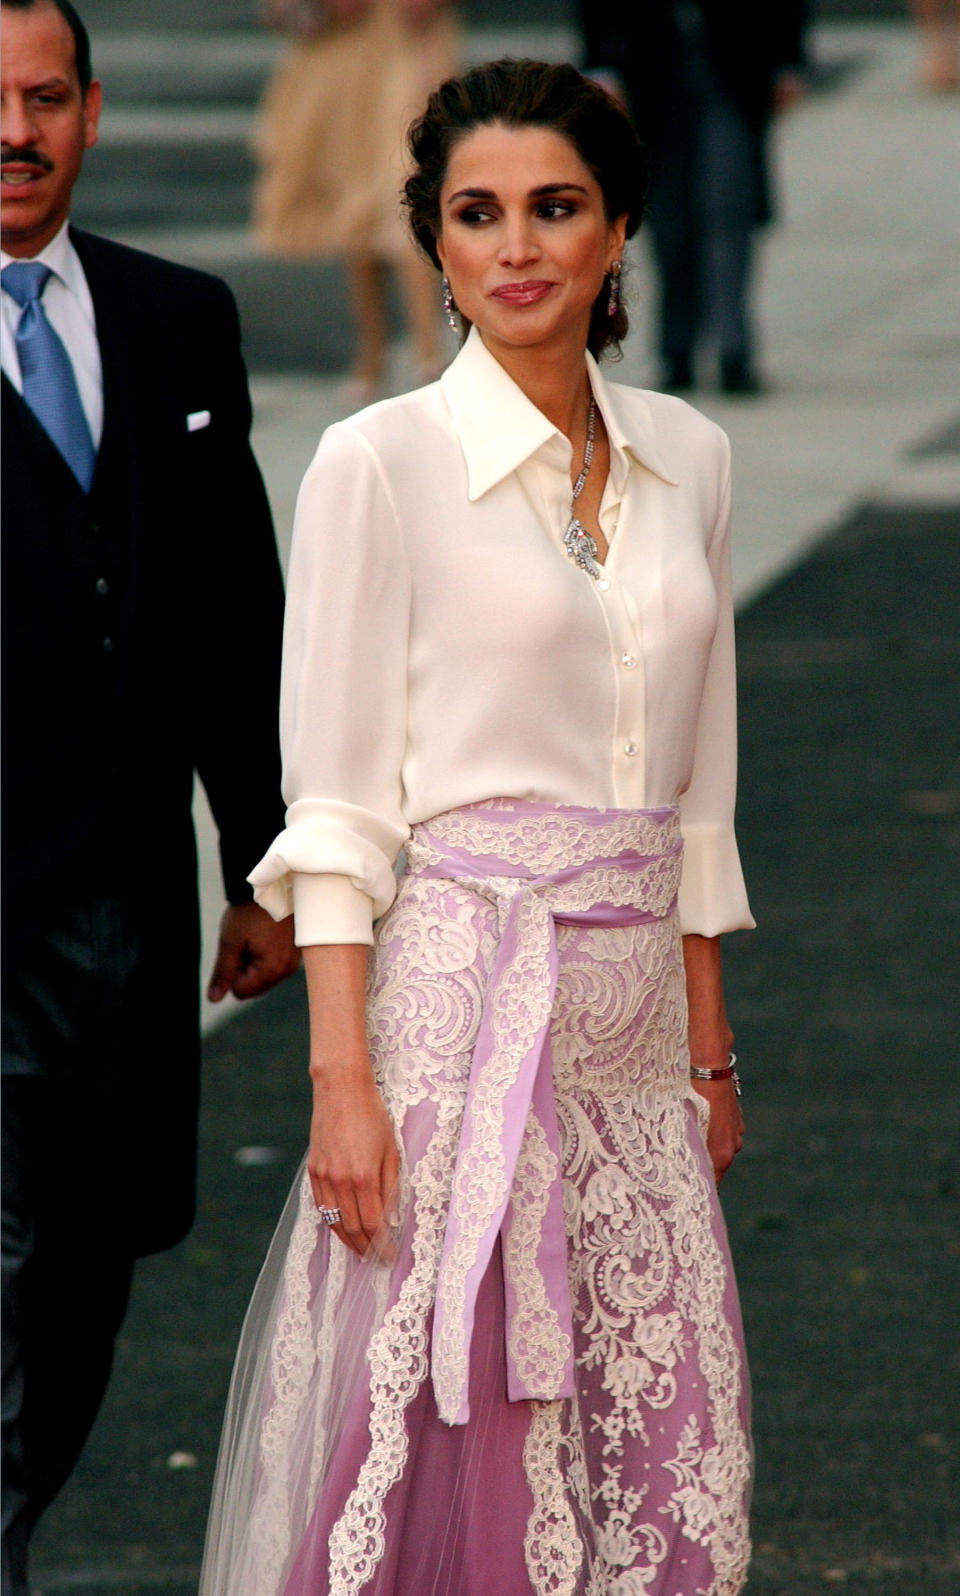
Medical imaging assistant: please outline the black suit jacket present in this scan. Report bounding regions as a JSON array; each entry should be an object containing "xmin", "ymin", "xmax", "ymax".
[{"xmin": 2, "ymin": 229, "xmax": 286, "ymax": 1250}]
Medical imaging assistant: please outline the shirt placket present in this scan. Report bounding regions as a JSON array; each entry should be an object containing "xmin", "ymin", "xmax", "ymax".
[
  {"xmin": 534, "ymin": 450, "xmax": 647, "ymax": 806},
  {"xmin": 595, "ymin": 566, "xmax": 646, "ymax": 806},
  {"xmin": 595, "ymin": 464, "xmax": 644, "ymax": 803}
]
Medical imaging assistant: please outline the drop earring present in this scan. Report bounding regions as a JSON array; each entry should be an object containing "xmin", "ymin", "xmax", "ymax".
[
  {"xmin": 441, "ymin": 276, "xmax": 458, "ymax": 333},
  {"xmin": 606, "ymin": 259, "xmax": 622, "ymax": 318}
]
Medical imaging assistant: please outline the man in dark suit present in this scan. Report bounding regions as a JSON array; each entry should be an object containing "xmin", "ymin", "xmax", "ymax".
[
  {"xmin": 582, "ymin": 0, "xmax": 808, "ymax": 393},
  {"xmin": 0, "ymin": 2, "xmax": 300, "ymax": 1587}
]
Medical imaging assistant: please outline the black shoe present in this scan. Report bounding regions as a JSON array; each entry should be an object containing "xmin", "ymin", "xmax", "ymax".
[
  {"xmin": 720, "ymin": 354, "xmax": 765, "ymax": 396},
  {"xmin": 661, "ymin": 354, "xmax": 694, "ymax": 393}
]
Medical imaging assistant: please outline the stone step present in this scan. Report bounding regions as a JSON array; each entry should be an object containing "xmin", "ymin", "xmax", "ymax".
[
  {"xmin": 72, "ymin": 24, "xmax": 580, "ymax": 234},
  {"xmin": 74, "ymin": 147, "xmax": 255, "ymax": 234},
  {"xmin": 83, "ymin": 0, "xmax": 566, "ymax": 32},
  {"xmin": 87, "ymin": 21, "xmax": 581, "ymax": 105},
  {"xmin": 90, "ymin": 32, "xmax": 279, "ymax": 107}
]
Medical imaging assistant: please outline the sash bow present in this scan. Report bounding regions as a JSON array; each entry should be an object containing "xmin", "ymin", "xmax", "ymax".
[{"xmin": 406, "ymin": 801, "xmax": 683, "ymax": 1426}]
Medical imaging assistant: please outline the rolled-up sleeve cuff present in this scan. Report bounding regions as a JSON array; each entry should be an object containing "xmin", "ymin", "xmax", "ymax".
[
  {"xmin": 678, "ymin": 821, "xmax": 756, "ymax": 936},
  {"xmin": 246, "ymin": 797, "xmax": 406, "ymax": 939},
  {"xmin": 291, "ymin": 873, "xmax": 375, "ymax": 946}
]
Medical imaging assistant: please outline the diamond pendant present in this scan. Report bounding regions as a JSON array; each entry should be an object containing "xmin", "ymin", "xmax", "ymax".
[{"xmin": 563, "ymin": 517, "xmax": 602, "ymax": 581}]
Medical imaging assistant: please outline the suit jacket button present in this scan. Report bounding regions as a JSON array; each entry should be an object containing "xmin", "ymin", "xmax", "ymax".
[
  {"xmin": 96, "ymin": 577, "xmax": 109, "ymax": 596},
  {"xmin": 102, "ymin": 637, "xmax": 114, "ymax": 654}
]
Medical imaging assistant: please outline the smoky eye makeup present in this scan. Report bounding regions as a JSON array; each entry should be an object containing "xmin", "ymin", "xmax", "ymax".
[
  {"xmin": 446, "ymin": 190, "xmax": 586, "ymax": 228},
  {"xmin": 535, "ymin": 198, "xmax": 578, "ymax": 220},
  {"xmin": 444, "ymin": 188, "xmax": 496, "ymax": 221},
  {"xmin": 451, "ymin": 203, "xmax": 496, "ymax": 226}
]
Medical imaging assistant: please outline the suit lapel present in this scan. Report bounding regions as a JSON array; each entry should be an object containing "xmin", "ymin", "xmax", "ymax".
[
  {"xmin": 2, "ymin": 370, "xmax": 88, "ymax": 509},
  {"xmin": 70, "ymin": 229, "xmax": 137, "ymax": 495},
  {"xmin": 70, "ymin": 229, "xmax": 142, "ymax": 648}
]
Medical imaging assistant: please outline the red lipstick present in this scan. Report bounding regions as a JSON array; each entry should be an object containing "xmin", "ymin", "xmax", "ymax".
[{"xmin": 490, "ymin": 280, "xmax": 555, "ymax": 305}]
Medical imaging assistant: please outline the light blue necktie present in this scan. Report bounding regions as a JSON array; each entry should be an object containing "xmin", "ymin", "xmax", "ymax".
[{"xmin": 3, "ymin": 260, "xmax": 96, "ymax": 492}]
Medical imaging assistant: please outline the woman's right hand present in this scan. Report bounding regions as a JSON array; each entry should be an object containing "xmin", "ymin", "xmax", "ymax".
[{"xmin": 308, "ymin": 1057, "xmax": 401, "ymax": 1258}]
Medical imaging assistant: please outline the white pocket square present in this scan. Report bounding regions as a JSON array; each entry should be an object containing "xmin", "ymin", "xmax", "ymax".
[{"xmin": 186, "ymin": 409, "xmax": 211, "ymax": 432}]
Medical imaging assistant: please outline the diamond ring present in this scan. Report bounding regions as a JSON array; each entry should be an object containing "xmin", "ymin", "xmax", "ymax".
[{"xmin": 318, "ymin": 1205, "xmax": 341, "ymax": 1227}]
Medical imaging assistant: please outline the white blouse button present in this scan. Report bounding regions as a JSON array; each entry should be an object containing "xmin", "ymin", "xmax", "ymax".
[
  {"xmin": 621, "ymin": 653, "xmax": 637, "ymax": 670},
  {"xmin": 624, "ymin": 739, "xmax": 638, "ymax": 756},
  {"xmin": 598, "ymin": 579, "xmax": 610, "ymax": 592}
]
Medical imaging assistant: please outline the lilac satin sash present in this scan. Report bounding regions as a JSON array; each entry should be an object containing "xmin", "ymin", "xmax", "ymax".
[{"xmin": 403, "ymin": 800, "xmax": 684, "ymax": 1427}]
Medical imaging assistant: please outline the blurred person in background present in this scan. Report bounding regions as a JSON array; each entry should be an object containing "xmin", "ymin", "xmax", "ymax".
[
  {"xmin": 581, "ymin": 1, "xmax": 808, "ymax": 395},
  {"xmin": 910, "ymin": 0, "xmax": 959, "ymax": 90},
  {"xmin": 0, "ymin": 3, "xmax": 298, "ymax": 1589},
  {"xmin": 257, "ymin": 0, "xmax": 459, "ymax": 405}
]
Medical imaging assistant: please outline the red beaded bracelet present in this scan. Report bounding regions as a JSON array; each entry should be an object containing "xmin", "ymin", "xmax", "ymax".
[{"xmin": 690, "ymin": 1052, "xmax": 742, "ymax": 1096}]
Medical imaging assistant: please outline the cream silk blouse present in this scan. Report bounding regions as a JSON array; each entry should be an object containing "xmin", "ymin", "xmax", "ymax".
[{"xmin": 250, "ymin": 329, "xmax": 755, "ymax": 945}]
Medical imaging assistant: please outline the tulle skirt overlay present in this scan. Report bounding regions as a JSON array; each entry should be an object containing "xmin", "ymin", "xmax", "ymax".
[{"xmin": 200, "ymin": 800, "xmax": 751, "ymax": 1596}]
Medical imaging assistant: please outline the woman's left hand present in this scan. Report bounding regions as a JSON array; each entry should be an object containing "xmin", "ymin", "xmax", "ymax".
[{"xmin": 691, "ymin": 1074, "xmax": 744, "ymax": 1185}]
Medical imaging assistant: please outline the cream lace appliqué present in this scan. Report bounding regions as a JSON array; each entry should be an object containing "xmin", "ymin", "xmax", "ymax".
[
  {"xmin": 523, "ymin": 1399, "xmax": 587, "ymax": 1596},
  {"xmin": 505, "ymin": 1108, "xmax": 575, "ymax": 1403},
  {"xmin": 326, "ymin": 1118, "xmax": 458, "ymax": 1593},
  {"xmin": 410, "ymin": 801, "xmax": 679, "ymax": 876},
  {"xmin": 430, "ymin": 889, "xmax": 560, "ymax": 1422},
  {"xmin": 554, "ymin": 913, "xmax": 750, "ymax": 1594}
]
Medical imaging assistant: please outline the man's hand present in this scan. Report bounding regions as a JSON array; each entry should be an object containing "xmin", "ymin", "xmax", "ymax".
[{"xmin": 207, "ymin": 902, "xmax": 300, "ymax": 1003}]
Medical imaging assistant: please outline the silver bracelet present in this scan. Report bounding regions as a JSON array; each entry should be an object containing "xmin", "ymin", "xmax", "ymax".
[{"xmin": 690, "ymin": 1051, "xmax": 741, "ymax": 1096}]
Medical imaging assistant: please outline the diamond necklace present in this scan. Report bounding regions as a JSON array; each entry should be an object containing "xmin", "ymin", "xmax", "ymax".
[{"xmin": 563, "ymin": 396, "xmax": 602, "ymax": 580}]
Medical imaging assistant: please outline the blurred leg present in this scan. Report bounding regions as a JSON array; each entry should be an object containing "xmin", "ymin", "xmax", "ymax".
[
  {"xmin": 911, "ymin": 0, "xmax": 960, "ymax": 89},
  {"xmin": 704, "ymin": 225, "xmax": 754, "ymax": 378},
  {"xmin": 647, "ymin": 212, "xmax": 699, "ymax": 386},
  {"xmin": 21, "ymin": 1098, "xmax": 134, "ymax": 1528},
  {"xmin": 2, "ymin": 1082, "xmax": 32, "ymax": 1596},
  {"xmin": 695, "ymin": 82, "xmax": 763, "ymax": 384},
  {"xmin": 647, "ymin": 49, "xmax": 704, "ymax": 387},
  {"xmin": 1, "ymin": 1075, "xmax": 133, "ymax": 1586},
  {"xmin": 648, "ymin": 136, "xmax": 700, "ymax": 386},
  {"xmin": 396, "ymin": 248, "xmax": 445, "ymax": 381},
  {"xmin": 345, "ymin": 252, "xmax": 387, "ymax": 390},
  {"xmin": 0, "ymin": 899, "xmax": 140, "ymax": 1584}
]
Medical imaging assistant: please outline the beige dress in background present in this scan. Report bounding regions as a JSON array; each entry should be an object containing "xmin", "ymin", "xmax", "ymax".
[{"xmin": 254, "ymin": 0, "xmax": 459, "ymax": 262}]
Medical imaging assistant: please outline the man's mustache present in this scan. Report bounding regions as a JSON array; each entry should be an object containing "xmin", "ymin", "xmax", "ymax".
[{"xmin": 0, "ymin": 147, "xmax": 54, "ymax": 172}]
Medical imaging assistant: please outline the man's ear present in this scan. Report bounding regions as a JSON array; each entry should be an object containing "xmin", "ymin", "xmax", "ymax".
[{"xmin": 83, "ymin": 79, "xmax": 102, "ymax": 151}]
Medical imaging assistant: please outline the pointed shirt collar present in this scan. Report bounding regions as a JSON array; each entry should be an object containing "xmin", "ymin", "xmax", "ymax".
[
  {"xmin": 440, "ymin": 326, "xmax": 678, "ymax": 502},
  {"xmin": 1, "ymin": 219, "xmax": 88, "ymax": 309}
]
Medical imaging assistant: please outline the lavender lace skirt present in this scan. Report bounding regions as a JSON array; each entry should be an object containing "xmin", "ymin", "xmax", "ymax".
[{"xmin": 200, "ymin": 802, "xmax": 752, "ymax": 1596}]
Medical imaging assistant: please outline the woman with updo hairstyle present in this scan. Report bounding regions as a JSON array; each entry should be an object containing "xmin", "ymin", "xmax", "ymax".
[
  {"xmin": 201, "ymin": 58, "xmax": 754, "ymax": 1596},
  {"xmin": 404, "ymin": 58, "xmax": 646, "ymax": 360}
]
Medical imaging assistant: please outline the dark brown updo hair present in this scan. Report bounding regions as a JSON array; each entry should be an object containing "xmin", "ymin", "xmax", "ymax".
[{"xmin": 404, "ymin": 58, "xmax": 649, "ymax": 361}]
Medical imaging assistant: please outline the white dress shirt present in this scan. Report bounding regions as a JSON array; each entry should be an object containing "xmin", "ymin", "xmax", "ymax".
[
  {"xmin": 1, "ymin": 219, "xmax": 103, "ymax": 448},
  {"xmin": 250, "ymin": 328, "xmax": 755, "ymax": 945}
]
